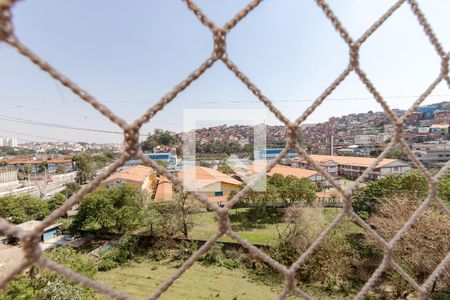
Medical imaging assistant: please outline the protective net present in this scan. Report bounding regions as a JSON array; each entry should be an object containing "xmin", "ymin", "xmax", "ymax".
[{"xmin": 0, "ymin": 0, "xmax": 449, "ymax": 299}]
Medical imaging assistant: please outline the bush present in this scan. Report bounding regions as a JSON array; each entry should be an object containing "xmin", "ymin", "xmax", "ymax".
[
  {"xmin": 366, "ymin": 195, "xmax": 450, "ymax": 297},
  {"xmin": 98, "ymin": 235, "xmax": 142, "ymax": 270},
  {"xmin": 0, "ymin": 247, "xmax": 96, "ymax": 300}
]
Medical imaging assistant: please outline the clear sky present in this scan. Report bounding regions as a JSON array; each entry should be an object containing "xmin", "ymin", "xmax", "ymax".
[{"xmin": 0, "ymin": 0, "xmax": 449, "ymax": 143}]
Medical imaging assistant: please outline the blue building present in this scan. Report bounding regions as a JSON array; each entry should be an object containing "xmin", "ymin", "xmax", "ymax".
[
  {"xmin": 258, "ymin": 148, "xmax": 298, "ymax": 162},
  {"xmin": 125, "ymin": 152, "xmax": 178, "ymax": 170}
]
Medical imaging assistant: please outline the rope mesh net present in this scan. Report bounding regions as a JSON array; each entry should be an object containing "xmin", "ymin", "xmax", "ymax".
[{"xmin": 0, "ymin": 0, "xmax": 449, "ymax": 299}]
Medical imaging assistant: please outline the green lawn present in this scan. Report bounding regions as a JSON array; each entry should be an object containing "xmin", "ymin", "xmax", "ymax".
[
  {"xmin": 97, "ymin": 260, "xmax": 287, "ymax": 300},
  {"xmin": 189, "ymin": 208, "xmax": 288, "ymax": 245},
  {"xmin": 189, "ymin": 207, "xmax": 351, "ymax": 246}
]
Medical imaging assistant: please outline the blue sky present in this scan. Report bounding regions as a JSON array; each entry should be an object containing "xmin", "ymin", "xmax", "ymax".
[{"xmin": 0, "ymin": 0, "xmax": 449, "ymax": 143}]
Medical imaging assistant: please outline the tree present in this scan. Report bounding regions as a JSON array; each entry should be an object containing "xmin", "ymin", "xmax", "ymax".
[
  {"xmin": 141, "ymin": 129, "xmax": 179, "ymax": 152},
  {"xmin": 0, "ymin": 195, "xmax": 49, "ymax": 224},
  {"xmin": 63, "ymin": 182, "xmax": 81, "ymax": 198},
  {"xmin": 386, "ymin": 147, "xmax": 405, "ymax": 160},
  {"xmin": 71, "ymin": 186, "xmax": 146, "ymax": 233},
  {"xmin": 47, "ymin": 193, "xmax": 67, "ymax": 211},
  {"xmin": 147, "ymin": 193, "xmax": 196, "ymax": 239},
  {"xmin": 268, "ymin": 174, "xmax": 316, "ymax": 205},
  {"xmin": 38, "ymin": 161, "xmax": 48, "ymax": 174},
  {"xmin": 352, "ymin": 171, "xmax": 428, "ymax": 218},
  {"xmin": 72, "ymin": 152, "xmax": 116, "ymax": 184},
  {"xmin": 175, "ymin": 192, "xmax": 194, "ymax": 239},
  {"xmin": 72, "ymin": 154, "xmax": 95, "ymax": 184}
]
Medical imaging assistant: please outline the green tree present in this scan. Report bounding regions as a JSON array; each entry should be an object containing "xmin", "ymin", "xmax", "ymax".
[
  {"xmin": 386, "ymin": 147, "xmax": 405, "ymax": 160},
  {"xmin": 47, "ymin": 193, "xmax": 67, "ymax": 211},
  {"xmin": 352, "ymin": 171, "xmax": 428, "ymax": 218},
  {"xmin": 63, "ymin": 182, "xmax": 81, "ymax": 198},
  {"xmin": 0, "ymin": 195, "xmax": 49, "ymax": 224},
  {"xmin": 141, "ymin": 129, "xmax": 179, "ymax": 152},
  {"xmin": 72, "ymin": 154, "xmax": 95, "ymax": 184},
  {"xmin": 71, "ymin": 186, "xmax": 146, "ymax": 233},
  {"xmin": 38, "ymin": 161, "xmax": 48, "ymax": 174},
  {"xmin": 268, "ymin": 174, "xmax": 316, "ymax": 205}
]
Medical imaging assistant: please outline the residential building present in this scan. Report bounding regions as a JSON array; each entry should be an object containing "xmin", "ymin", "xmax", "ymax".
[
  {"xmin": 354, "ymin": 135, "xmax": 377, "ymax": 145},
  {"xmin": 412, "ymin": 141, "xmax": 450, "ymax": 166},
  {"xmin": 292, "ymin": 155, "xmax": 410, "ymax": 180},
  {"xmin": 265, "ymin": 164, "xmax": 325, "ymax": 183},
  {"xmin": 434, "ymin": 110, "xmax": 450, "ymax": 124},
  {"xmin": 3, "ymin": 158, "xmax": 73, "ymax": 174},
  {"xmin": 178, "ymin": 166, "xmax": 241, "ymax": 204},
  {"xmin": 430, "ymin": 124, "xmax": 449, "ymax": 135},
  {"xmin": 0, "ymin": 169, "xmax": 19, "ymax": 192},
  {"xmin": 0, "ymin": 137, "xmax": 17, "ymax": 147},
  {"xmin": 99, "ymin": 165, "xmax": 156, "ymax": 192}
]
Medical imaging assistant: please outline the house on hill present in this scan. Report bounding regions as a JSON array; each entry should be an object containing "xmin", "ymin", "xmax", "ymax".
[{"xmin": 98, "ymin": 165, "xmax": 156, "ymax": 192}]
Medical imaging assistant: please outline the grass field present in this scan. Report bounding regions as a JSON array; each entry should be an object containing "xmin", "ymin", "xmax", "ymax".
[
  {"xmin": 189, "ymin": 207, "xmax": 288, "ymax": 245},
  {"xmin": 97, "ymin": 260, "xmax": 286, "ymax": 300},
  {"xmin": 97, "ymin": 207, "xmax": 362, "ymax": 299},
  {"xmin": 189, "ymin": 207, "xmax": 350, "ymax": 245}
]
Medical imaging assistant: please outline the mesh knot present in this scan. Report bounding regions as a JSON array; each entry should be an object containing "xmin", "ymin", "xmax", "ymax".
[
  {"xmin": 349, "ymin": 43, "xmax": 360, "ymax": 69},
  {"xmin": 124, "ymin": 126, "xmax": 140, "ymax": 156},
  {"xmin": 21, "ymin": 233, "xmax": 42, "ymax": 265},
  {"xmin": 394, "ymin": 119, "xmax": 403, "ymax": 133},
  {"xmin": 442, "ymin": 54, "xmax": 449, "ymax": 76},
  {"xmin": 284, "ymin": 269, "xmax": 296, "ymax": 291},
  {"xmin": 213, "ymin": 28, "xmax": 227, "ymax": 58},
  {"xmin": 0, "ymin": 1, "xmax": 14, "ymax": 41},
  {"xmin": 217, "ymin": 208, "xmax": 229, "ymax": 234}
]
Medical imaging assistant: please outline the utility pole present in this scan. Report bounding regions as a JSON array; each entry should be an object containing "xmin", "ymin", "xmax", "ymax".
[{"xmin": 331, "ymin": 135, "xmax": 334, "ymax": 156}]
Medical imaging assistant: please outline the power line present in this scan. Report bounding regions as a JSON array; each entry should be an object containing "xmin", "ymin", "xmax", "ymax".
[
  {"xmin": 0, "ymin": 94, "xmax": 448, "ymax": 104},
  {"xmin": 0, "ymin": 114, "xmax": 124, "ymax": 135},
  {"xmin": 0, "ymin": 114, "xmax": 157, "ymax": 137}
]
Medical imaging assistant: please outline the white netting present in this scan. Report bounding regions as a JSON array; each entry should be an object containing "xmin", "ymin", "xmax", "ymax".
[{"xmin": 0, "ymin": 0, "xmax": 449, "ymax": 299}]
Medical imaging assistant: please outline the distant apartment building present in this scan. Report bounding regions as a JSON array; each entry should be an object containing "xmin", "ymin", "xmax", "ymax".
[
  {"xmin": 292, "ymin": 155, "xmax": 411, "ymax": 180},
  {"xmin": 354, "ymin": 133, "xmax": 389, "ymax": 145},
  {"xmin": 434, "ymin": 110, "xmax": 450, "ymax": 124},
  {"xmin": 0, "ymin": 137, "xmax": 18, "ymax": 147},
  {"xmin": 412, "ymin": 142, "xmax": 450, "ymax": 166},
  {"xmin": 0, "ymin": 169, "xmax": 19, "ymax": 192},
  {"xmin": 354, "ymin": 135, "xmax": 376, "ymax": 145},
  {"xmin": 405, "ymin": 111, "xmax": 422, "ymax": 126}
]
